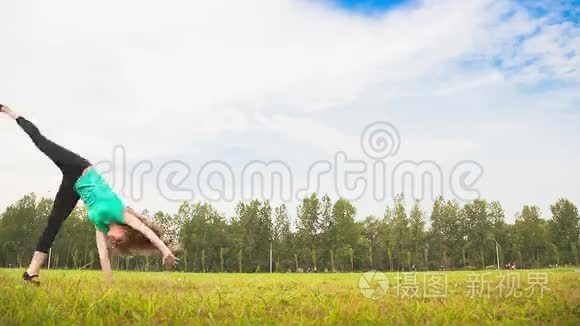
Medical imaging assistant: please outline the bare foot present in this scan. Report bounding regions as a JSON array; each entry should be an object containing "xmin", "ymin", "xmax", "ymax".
[{"xmin": 0, "ymin": 104, "xmax": 18, "ymax": 119}]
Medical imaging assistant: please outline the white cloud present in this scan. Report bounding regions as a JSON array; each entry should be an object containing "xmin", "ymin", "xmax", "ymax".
[{"xmin": 0, "ymin": 0, "xmax": 578, "ymax": 222}]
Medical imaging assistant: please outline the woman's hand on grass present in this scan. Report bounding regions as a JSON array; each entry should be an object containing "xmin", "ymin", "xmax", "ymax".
[{"xmin": 163, "ymin": 251, "xmax": 178, "ymax": 267}]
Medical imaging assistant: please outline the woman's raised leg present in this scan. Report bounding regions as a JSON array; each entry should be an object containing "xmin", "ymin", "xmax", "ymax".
[
  {"xmin": 15, "ymin": 116, "xmax": 91, "ymax": 174},
  {"xmin": 2, "ymin": 104, "xmax": 90, "ymax": 173},
  {"xmin": 2, "ymin": 105, "xmax": 89, "ymax": 283}
]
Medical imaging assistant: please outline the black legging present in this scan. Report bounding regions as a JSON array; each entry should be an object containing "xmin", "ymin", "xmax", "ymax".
[{"xmin": 16, "ymin": 117, "xmax": 91, "ymax": 253}]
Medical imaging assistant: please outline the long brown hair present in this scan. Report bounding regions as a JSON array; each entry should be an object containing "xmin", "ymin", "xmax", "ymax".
[{"xmin": 110, "ymin": 208, "xmax": 171, "ymax": 256}]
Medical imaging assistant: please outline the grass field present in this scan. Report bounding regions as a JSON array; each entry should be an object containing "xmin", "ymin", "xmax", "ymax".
[{"xmin": 0, "ymin": 268, "xmax": 579, "ymax": 325}]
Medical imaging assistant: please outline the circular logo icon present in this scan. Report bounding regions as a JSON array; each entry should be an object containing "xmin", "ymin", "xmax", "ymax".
[
  {"xmin": 360, "ymin": 122, "xmax": 400, "ymax": 160},
  {"xmin": 359, "ymin": 271, "xmax": 389, "ymax": 300}
]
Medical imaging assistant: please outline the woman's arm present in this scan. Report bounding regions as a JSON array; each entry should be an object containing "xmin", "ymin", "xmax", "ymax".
[
  {"xmin": 122, "ymin": 210, "xmax": 177, "ymax": 266},
  {"xmin": 95, "ymin": 230, "xmax": 113, "ymax": 284}
]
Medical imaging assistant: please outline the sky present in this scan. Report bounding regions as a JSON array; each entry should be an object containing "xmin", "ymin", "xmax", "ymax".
[
  {"xmin": 0, "ymin": 0, "xmax": 578, "ymax": 224},
  {"xmin": 332, "ymin": 0, "xmax": 407, "ymax": 13}
]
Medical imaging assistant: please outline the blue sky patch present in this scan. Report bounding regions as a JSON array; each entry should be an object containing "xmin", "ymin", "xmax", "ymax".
[
  {"xmin": 332, "ymin": 0, "xmax": 408, "ymax": 14},
  {"xmin": 333, "ymin": 0, "xmax": 579, "ymax": 23},
  {"xmin": 517, "ymin": 0, "xmax": 579, "ymax": 24}
]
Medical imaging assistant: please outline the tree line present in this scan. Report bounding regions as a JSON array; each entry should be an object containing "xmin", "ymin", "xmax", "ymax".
[{"xmin": 0, "ymin": 193, "xmax": 578, "ymax": 272}]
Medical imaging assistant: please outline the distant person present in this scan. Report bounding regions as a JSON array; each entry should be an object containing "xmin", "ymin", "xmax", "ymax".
[{"xmin": 1, "ymin": 104, "xmax": 177, "ymax": 285}]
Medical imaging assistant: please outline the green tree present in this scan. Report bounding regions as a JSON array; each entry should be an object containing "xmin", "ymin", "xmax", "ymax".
[
  {"xmin": 408, "ymin": 200, "xmax": 426, "ymax": 269},
  {"xmin": 514, "ymin": 205, "xmax": 545, "ymax": 266},
  {"xmin": 390, "ymin": 195, "xmax": 409, "ymax": 270},
  {"xmin": 550, "ymin": 199, "xmax": 580, "ymax": 264},
  {"xmin": 463, "ymin": 200, "xmax": 492, "ymax": 268},
  {"xmin": 296, "ymin": 193, "xmax": 321, "ymax": 270}
]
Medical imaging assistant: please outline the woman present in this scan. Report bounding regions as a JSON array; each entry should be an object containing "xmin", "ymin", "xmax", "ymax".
[{"xmin": 0, "ymin": 104, "xmax": 177, "ymax": 284}]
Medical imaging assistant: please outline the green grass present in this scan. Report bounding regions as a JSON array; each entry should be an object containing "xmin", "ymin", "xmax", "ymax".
[{"xmin": 0, "ymin": 268, "xmax": 579, "ymax": 325}]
